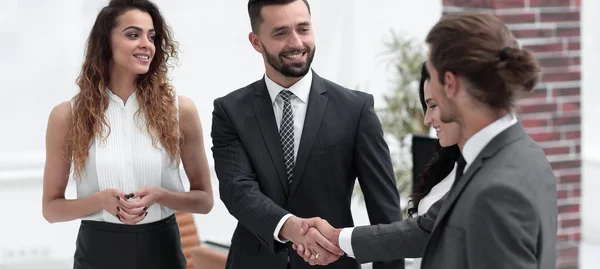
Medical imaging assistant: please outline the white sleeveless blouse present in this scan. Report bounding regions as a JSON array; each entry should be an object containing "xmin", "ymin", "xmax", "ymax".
[{"xmin": 75, "ymin": 90, "xmax": 185, "ymax": 224}]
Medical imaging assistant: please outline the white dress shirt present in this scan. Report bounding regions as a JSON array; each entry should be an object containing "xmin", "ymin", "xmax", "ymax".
[
  {"xmin": 264, "ymin": 71, "xmax": 313, "ymax": 243},
  {"xmin": 338, "ymin": 113, "xmax": 518, "ymax": 258},
  {"xmin": 461, "ymin": 113, "xmax": 518, "ymax": 172}
]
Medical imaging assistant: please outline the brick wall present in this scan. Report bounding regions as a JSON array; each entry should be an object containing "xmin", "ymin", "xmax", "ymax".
[{"xmin": 440, "ymin": 0, "xmax": 581, "ymax": 268}]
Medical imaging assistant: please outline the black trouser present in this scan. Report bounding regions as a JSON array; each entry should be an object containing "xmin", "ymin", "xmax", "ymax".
[{"xmin": 73, "ymin": 214, "xmax": 186, "ymax": 269}]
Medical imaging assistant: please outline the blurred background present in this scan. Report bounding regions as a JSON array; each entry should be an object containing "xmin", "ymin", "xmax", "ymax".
[{"xmin": 0, "ymin": 0, "xmax": 597, "ymax": 268}]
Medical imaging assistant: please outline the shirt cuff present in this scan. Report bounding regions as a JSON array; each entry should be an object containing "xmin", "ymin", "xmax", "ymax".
[
  {"xmin": 339, "ymin": 227, "xmax": 355, "ymax": 258},
  {"xmin": 273, "ymin": 214, "xmax": 294, "ymax": 243}
]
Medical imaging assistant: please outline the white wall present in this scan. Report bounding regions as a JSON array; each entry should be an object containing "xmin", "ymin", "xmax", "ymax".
[
  {"xmin": 581, "ymin": 0, "xmax": 600, "ymax": 244},
  {"xmin": 0, "ymin": 0, "xmax": 442, "ymax": 265}
]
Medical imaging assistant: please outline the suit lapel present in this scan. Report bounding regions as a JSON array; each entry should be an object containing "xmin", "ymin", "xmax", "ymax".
[
  {"xmin": 420, "ymin": 162, "xmax": 482, "ymax": 269},
  {"xmin": 288, "ymin": 73, "xmax": 328, "ymax": 200},
  {"xmin": 433, "ymin": 122, "xmax": 526, "ymax": 228},
  {"xmin": 433, "ymin": 158, "xmax": 483, "ymax": 229},
  {"xmin": 253, "ymin": 79, "xmax": 290, "ymax": 194},
  {"xmin": 422, "ymin": 122, "xmax": 527, "ymax": 267}
]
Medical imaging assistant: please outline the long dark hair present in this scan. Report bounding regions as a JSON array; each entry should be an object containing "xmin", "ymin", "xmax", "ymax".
[{"xmin": 407, "ymin": 62, "xmax": 461, "ymax": 217}]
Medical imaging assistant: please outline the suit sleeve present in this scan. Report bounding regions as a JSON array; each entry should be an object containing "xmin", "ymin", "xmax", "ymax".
[
  {"xmin": 353, "ymin": 94, "xmax": 405, "ymax": 269},
  {"xmin": 351, "ymin": 196, "xmax": 442, "ymax": 263},
  {"xmin": 466, "ymin": 185, "xmax": 539, "ymax": 269},
  {"xmin": 211, "ymin": 98, "xmax": 289, "ymax": 253}
]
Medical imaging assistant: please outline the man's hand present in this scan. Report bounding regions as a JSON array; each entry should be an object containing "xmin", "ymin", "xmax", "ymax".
[
  {"xmin": 280, "ymin": 216, "xmax": 344, "ymax": 265},
  {"xmin": 291, "ymin": 217, "xmax": 343, "ymax": 266}
]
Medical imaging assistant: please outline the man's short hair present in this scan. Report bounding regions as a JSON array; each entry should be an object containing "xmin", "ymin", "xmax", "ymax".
[{"xmin": 248, "ymin": 0, "xmax": 311, "ymax": 33}]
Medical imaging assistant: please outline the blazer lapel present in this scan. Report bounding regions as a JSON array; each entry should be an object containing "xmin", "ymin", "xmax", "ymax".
[
  {"xmin": 435, "ymin": 122, "xmax": 526, "ymax": 228},
  {"xmin": 422, "ymin": 122, "xmax": 527, "ymax": 267},
  {"xmin": 253, "ymin": 79, "xmax": 289, "ymax": 194},
  {"xmin": 288, "ymin": 73, "xmax": 328, "ymax": 200},
  {"xmin": 433, "ymin": 158, "xmax": 483, "ymax": 229},
  {"xmin": 431, "ymin": 122, "xmax": 527, "ymax": 230},
  {"xmin": 420, "ymin": 160, "xmax": 483, "ymax": 269}
]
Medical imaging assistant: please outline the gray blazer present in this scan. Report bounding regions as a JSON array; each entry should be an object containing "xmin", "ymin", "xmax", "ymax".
[{"xmin": 351, "ymin": 122, "xmax": 558, "ymax": 269}]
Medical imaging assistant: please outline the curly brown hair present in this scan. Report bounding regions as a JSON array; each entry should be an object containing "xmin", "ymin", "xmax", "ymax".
[{"xmin": 66, "ymin": 0, "xmax": 180, "ymax": 179}]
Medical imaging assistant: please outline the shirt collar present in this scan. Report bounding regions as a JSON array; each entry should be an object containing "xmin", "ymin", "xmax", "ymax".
[
  {"xmin": 264, "ymin": 69, "xmax": 312, "ymax": 104},
  {"xmin": 106, "ymin": 88, "xmax": 137, "ymax": 106},
  {"xmin": 462, "ymin": 113, "xmax": 518, "ymax": 167}
]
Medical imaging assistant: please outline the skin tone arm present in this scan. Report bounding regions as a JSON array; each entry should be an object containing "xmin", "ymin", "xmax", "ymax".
[{"xmin": 42, "ymin": 102, "xmax": 126, "ymax": 223}]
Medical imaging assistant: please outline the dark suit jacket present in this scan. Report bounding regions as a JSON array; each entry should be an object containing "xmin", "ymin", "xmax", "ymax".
[
  {"xmin": 350, "ymin": 122, "xmax": 558, "ymax": 269},
  {"xmin": 211, "ymin": 71, "xmax": 404, "ymax": 269}
]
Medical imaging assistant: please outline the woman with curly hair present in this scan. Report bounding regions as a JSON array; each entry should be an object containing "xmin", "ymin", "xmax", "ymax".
[
  {"xmin": 409, "ymin": 62, "xmax": 465, "ymax": 269},
  {"xmin": 41, "ymin": 0, "xmax": 213, "ymax": 268}
]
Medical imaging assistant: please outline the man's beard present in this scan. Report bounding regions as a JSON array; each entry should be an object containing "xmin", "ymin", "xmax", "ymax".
[
  {"xmin": 439, "ymin": 93, "xmax": 459, "ymax": 124},
  {"xmin": 263, "ymin": 43, "xmax": 316, "ymax": 78}
]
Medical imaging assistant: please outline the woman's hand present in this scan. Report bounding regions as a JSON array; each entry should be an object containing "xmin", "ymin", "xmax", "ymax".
[
  {"xmin": 99, "ymin": 189, "xmax": 134, "ymax": 223},
  {"xmin": 99, "ymin": 188, "xmax": 147, "ymax": 225},
  {"xmin": 116, "ymin": 186, "xmax": 166, "ymax": 224}
]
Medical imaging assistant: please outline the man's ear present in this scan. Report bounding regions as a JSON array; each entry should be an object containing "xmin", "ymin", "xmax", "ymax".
[
  {"xmin": 249, "ymin": 32, "xmax": 263, "ymax": 53},
  {"xmin": 443, "ymin": 71, "xmax": 459, "ymax": 98}
]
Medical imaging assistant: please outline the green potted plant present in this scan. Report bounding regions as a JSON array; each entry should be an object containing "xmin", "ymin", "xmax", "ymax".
[{"xmin": 354, "ymin": 31, "xmax": 430, "ymax": 217}]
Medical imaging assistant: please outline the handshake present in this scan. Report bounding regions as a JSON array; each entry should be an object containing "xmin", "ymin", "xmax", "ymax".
[{"xmin": 279, "ymin": 216, "xmax": 346, "ymax": 266}]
